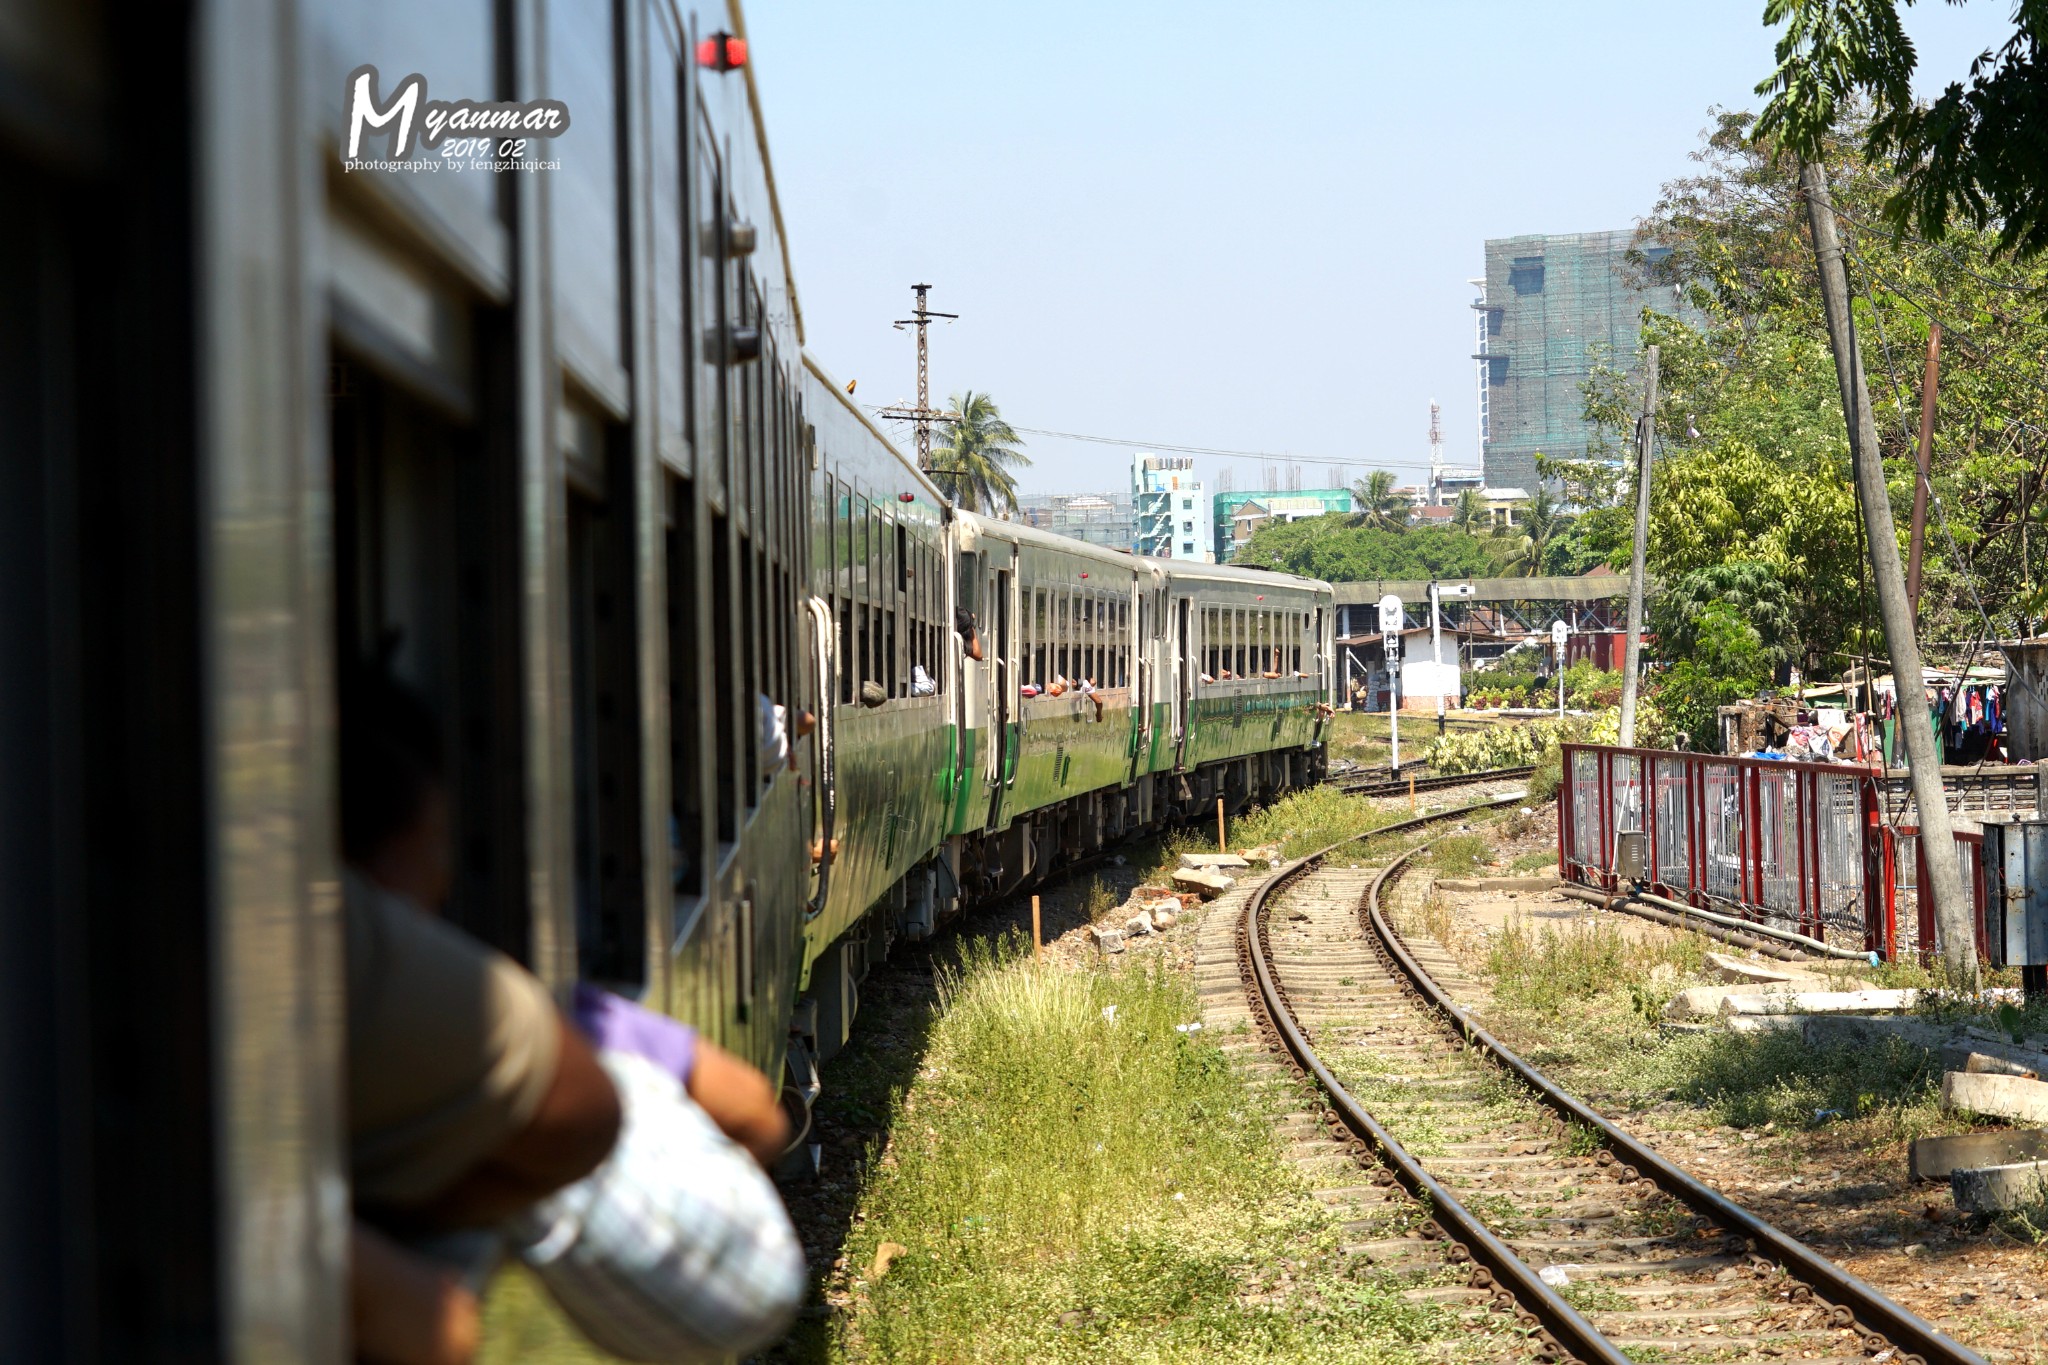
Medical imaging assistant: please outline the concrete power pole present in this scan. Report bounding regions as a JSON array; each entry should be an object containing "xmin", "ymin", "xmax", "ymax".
[
  {"xmin": 876, "ymin": 283, "xmax": 959, "ymax": 472},
  {"xmin": 1801, "ymin": 159, "xmax": 1976, "ymax": 987},
  {"xmin": 1617, "ymin": 345, "xmax": 1659, "ymax": 749}
]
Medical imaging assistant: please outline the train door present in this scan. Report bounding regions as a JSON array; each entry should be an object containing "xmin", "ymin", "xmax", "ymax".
[
  {"xmin": 1133, "ymin": 587, "xmax": 1150, "ymax": 778},
  {"xmin": 991, "ymin": 559, "xmax": 1014, "ymax": 799},
  {"xmin": 1174, "ymin": 595, "xmax": 1194, "ymax": 768}
]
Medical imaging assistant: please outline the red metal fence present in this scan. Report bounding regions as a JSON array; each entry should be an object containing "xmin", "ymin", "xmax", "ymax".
[{"xmin": 1558, "ymin": 743, "xmax": 1944, "ymax": 959}]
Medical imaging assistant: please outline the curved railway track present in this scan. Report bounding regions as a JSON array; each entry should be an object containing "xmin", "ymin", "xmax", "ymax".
[{"xmin": 1235, "ymin": 802, "xmax": 1987, "ymax": 1365}]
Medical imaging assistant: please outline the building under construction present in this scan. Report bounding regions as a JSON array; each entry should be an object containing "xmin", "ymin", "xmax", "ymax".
[{"xmin": 1475, "ymin": 230, "xmax": 1685, "ymax": 491}]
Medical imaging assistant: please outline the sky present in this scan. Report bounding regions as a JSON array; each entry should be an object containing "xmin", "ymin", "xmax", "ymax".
[{"xmin": 745, "ymin": 1, "xmax": 2016, "ymax": 498}]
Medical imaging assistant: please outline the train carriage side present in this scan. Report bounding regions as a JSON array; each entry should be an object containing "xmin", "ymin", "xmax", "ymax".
[
  {"xmin": 794, "ymin": 356, "xmax": 955, "ymax": 1057},
  {"xmin": 1165, "ymin": 562, "xmax": 1334, "ymax": 810},
  {"xmin": 0, "ymin": 0, "xmax": 844, "ymax": 1355},
  {"xmin": 948, "ymin": 515, "xmax": 1149, "ymax": 897}
]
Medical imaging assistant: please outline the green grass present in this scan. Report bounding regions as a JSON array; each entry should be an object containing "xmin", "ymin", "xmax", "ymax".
[
  {"xmin": 1484, "ymin": 915, "xmax": 1704, "ymax": 1020},
  {"xmin": 478, "ymin": 1268, "xmax": 611, "ymax": 1365},
  {"xmin": 813, "ymin": 932, "xmax": 1486, "ymax": 1363},
  {"xmin": 1507, "ymin": 849, "xmax": 1558, "ymax": 873},
  {"xmin": 1471, "ymin": 915, "xmax": 1967, "ymax": 1151},
  {"xmin": 1423, "ymin": 834, "xmax": 1491, "ymax": 879},
  {"xmin": 1226, "ymin": 785, "xmax": 1403, "ymax": 860}
]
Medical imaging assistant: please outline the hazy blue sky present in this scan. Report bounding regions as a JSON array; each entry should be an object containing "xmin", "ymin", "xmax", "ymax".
[{"xmin": 747, "ymin": 2, "xmax": 2014, "ymax": 497}]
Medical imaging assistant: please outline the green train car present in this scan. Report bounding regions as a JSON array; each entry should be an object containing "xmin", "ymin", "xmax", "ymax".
[{"xmin": 0, "ymin": 0, "xmax": 1335, "ymax": 1347}]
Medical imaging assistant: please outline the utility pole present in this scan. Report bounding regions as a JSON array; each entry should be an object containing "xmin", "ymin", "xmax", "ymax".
[
  {"xmin": 1617, "ymin": 345, "xmax": 1660, "ymax": 748},
  {"xmin": 876, "ymin": 283, "xmax": 959, "ymax": 472},
  {"xmin": 1906, "ymin": 323, "xmax": 1941, "ymax": 618},
  {"xmin": 1801, "ymin": 159, "xmax": 1976, "ymax": 987}
]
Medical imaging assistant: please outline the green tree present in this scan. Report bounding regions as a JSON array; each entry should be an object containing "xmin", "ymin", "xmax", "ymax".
[
  {"xmin": 1654, "ymin": 602, "xmax": 1772, "ymax": 752},
  {"xmin": 1621, "ymin": 108, "xmax": 2048, "ymax": 667},
  {"xmin": 1756, "ymin": 0, "xmax": 2048, "ymax": 256},
  {"xmin": 1490, "ymin": 488, "xmax": 1561, "ymax": 575},
  {"xmin": 1652, "ymin": 560, "xmax": 1799, "ymax": 672},
  {"xmin": 1450, "ymin": 487, "xmax": 1487, "ymax": 536},
  {"xmin": 1347, "ymin": 470, "xmax": 1409, "ymax": 532},
  {"xmin": 929, "ymin": 391, "xmax": 1030, "ymax": 515},
  {"xmin": 1234, "ymin": 518, "xmax": 1493, "ymax": 581}
]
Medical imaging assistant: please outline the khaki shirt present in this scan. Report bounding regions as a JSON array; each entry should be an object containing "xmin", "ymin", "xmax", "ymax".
[{"xmin": 345, "ymin": 873, "xmax": 561, "ymax": 1208}]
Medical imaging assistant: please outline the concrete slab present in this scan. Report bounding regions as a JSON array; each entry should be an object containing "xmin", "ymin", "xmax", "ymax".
[
  {"xmin": 1172, "ymin": 868, "xmax": 1234, "ymax": 898},
  {"xmin": 1910, "ymin": 1129, "xmax": 2048, "ymax": 1182},
  {"xmin": 1663, "ymin": 985, "xmax": 1759, "ymax": 1021},
  {"xmin": 1942, "ymin": 1070, "xmax": 2048, "ymax": 1125},
  {"xmin": 1724, "ymin": 1014, "xmax": 1808, "ymax": 1035},
  {"xmin": 1801, "ymin": 1013, "xmax": 2048, "ymax": 1076},
  {"xmin": 1963, "ymin": 1051, "xmax": 2040, "ymax": 1079},
  {"xmin": 1179, "ymin": 853, "xmax": 1250, "ymax": 871},
  {"xmin": 1952, "ymin": 1159, "xmax": 2048, "ymax": 1213},
  {"xmin": 1702, "ymin": 950, "xmax": 1801, "ymax": 986},
  {"xmin": 1719, "ymin": 988, "xmax": 1918, "ymax": 1017}
]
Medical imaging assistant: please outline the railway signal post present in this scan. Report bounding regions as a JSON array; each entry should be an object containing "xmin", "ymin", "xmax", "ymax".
[
  {"xmin": 1551, "ymin": 620, "xmax": 1568, "ymax": 718},
  {"xmin": 1380, "ymin": 594, "xmax": 1404, "ymax": 773}
]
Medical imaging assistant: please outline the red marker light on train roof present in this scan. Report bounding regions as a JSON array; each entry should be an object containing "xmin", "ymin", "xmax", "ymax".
[
  {"xmin": 898, "ymin": 492, "xmax": 916, "ymax": 503},
  {"xmin": 696, "ymin": 32, "xmax": 747, "ymax": 71},
  {"xmin": 1080, "ymin": 572, "xmax": 1089, "ymax": 579}
]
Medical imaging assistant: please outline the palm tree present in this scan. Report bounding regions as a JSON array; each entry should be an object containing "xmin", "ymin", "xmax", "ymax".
[
  {"xmin": 1450, "ymin": 487, "xmax": 1486, "ymax": 537},
  {"xmin": 928, "ymin": 391, "xmax": 1030, "ymax": 515},
  {"xmin": 1492, "ymin": 488, "xmax": 1561, "ymax": 575},
  {"xmin": 1347, "ymin": 470, "xmax": 1408, "ymax": 532}
]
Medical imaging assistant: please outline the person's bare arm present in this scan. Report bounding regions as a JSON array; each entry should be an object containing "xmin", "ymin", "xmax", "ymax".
[
  {"xmin": 687, "ymin": 1039, "xmax": 790, "ymax": 1166},
  {"xmin": 407, "ymin": 1014, "xmax": 621, "ymax": 1228},
  {"xmin": 351, "ymin": 1222, "xmax": 480, "ymax": 1365}
]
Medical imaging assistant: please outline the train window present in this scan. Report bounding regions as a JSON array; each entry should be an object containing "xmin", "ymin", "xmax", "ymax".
[
  {"xmin": 562, "ymin": 405, "xmax": 648, "ymax": 989},
  {"xmin": 740, "ymin": 523, "xmax": 761, "ymax": 794},
  {"xmin": 667, "ymin": 475, "xmax": 705, "ymax": 898},
  {"xmin": 711, "ymin": 506, "xmax": 739, "ymax": 842},
  {"xmin": 856, "ymin": 500, "xmax": 873, "ymax": 690},
  {"xmin": 1079, "ymin": 591, "xmax": 1092, "ymax": 685},
  {"xmin": 880, "ymin": 513, "xmax": 898, "ymax": 697},
  {"xmin": 835, "ymin": 482, "xmax": 854, "ymax": 706},
  {"xmin": 1235, "ymin": 609, "xmax": 1248, "ymax": 679},
  {"xmin": 329, "ymin": 362, "xmax": 530, "ymax": 960},
  {"xmin": 1033, "ymin": 586, "xmax": 1048, "ymax": 685},
  {"xmin": 1119, "ymin": 600, "xmax": 1130, "ymax": 686}
]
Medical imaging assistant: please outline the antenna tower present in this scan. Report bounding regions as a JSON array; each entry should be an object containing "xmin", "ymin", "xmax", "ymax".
[{"xmin": 1428, "ymin": 399, "xmax": 1445, "ymax": 505}]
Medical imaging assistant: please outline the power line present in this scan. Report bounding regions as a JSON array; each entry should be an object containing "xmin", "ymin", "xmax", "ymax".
[{"xmin": 898, "ymin": 414, "xmax": 1444, "ymax": 475}]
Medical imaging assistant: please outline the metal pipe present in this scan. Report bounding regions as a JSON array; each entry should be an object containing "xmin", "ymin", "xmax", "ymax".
[
  {"xmin": 1554, "ymin": 882, "xmax": 1868, "ymax": 961},
  {"xmin": 1554, "ymin": 885, "xmax": 1810, "ymax": 963}
]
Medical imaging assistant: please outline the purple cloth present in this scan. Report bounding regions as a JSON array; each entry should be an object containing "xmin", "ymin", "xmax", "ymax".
[{"xmin": 572, "ymin": 983, "xmax": 697, "ymax": 1088}]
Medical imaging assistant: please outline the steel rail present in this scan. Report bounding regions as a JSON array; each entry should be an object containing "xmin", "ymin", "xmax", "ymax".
[
  {"xmin": 1333, "ymin": 764, "xmax": 1536, "ymax": 797},
  {"xmin": 1243, "ymin": 797, "xmax": 1628, "ymax": 1365},
  {"xmin": 1365, "ymin": 843, "xmax": 1986, "ymax": 1365}
]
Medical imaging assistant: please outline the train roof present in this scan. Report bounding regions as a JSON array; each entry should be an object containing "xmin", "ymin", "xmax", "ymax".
[
  {"xmin": 730, "ymin": 1, "xmax": 804, "ymax": 345},
  {"xmin": 799, "ymin": 351, "xmax": 950, "ymax": 501},
  {"xmin": 953, "ymin": 508, "xmax": 1165, "ymax": 581},
  {"xmin": 1148, "ymin": 556, "xmax": 1332, "ymax": 597}
]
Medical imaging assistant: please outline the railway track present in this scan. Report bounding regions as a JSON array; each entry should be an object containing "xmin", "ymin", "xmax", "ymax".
[
  {"xmin": 1230, "ymin": 802, "xmax": 1986, "ymax": 1365},
  {"xmin": 1331, "ymin": 764, "xmax": 1536, "ymax": 798}
]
